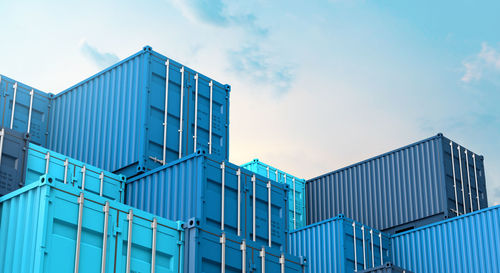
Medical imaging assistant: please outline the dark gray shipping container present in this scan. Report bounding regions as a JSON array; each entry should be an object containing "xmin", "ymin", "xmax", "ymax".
[
  {"xmin": 360, "ymin": 263, "xmax": 413, "ymax": 273},
  {"xmin": 306, "ymin": 133, "xmax": 488, "ymax": 234},
  {"xmin": 0, "ymin": 127, "xmax": 28, "ymax": 196}
]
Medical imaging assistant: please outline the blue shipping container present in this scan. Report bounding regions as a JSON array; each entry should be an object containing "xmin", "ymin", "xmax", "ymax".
[
  {"xmin": 127, "ymin": 151, "xmax": 290, "ymax": 251},
  {"xmin": 0, "ymin": 74, "xmax": 52, "ymax": 146},
  {"xmin": 49, "ymin": 46, "xmax": 230, "ymax": 178},
  {"xmin": 0, "ymin": 127, "xmax": 29, "ymax": 196},
  {"xmin": 306, "ymin": 133, "xmax": 488, "ymax": 234},
  {"xmin": 0, "ymin": 176, "xmax": 184, "ymax": 273},
  {"xmin": 288, "ymin": 214, "xmax": 391, "ymax": 273},
  {"xmin": 183, "ymin": 219, "xmax": 304, "ymax": 273},
  {"xmin": 241, "ymin": 158, "xmax": 306, "ymax": 230},
  {"xmin": 391, "ymin": 204, "xmax": 500, "ymax": 273}
]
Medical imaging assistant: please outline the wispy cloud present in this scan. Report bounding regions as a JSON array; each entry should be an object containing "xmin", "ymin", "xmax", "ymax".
[
  {"xmin": 462, "ymin": 42, "xmax": 500, "ymax": 83},
  {"xmin": 80, "ymin": 40, "xmax": 120, "ymax": 69}
]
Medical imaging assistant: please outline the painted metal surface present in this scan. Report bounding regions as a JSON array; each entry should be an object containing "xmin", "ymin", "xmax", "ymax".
[
  {"xmin": 241, "ymin": 159, "xmax": 306, "ymax": 230},
  {"xmin": 0, "ymin": 127, "xmax": 29, "ymax": 196},
  {"xmin": 25, "ymin": 143, "xmax": 126, "ymax": 202},
  {"xmin": 183, "ymin": 220, "xmax": 304, "ymax": 273},
  {"xmin": 0, "ymin": 177, "xmax": 184, "ymax": 273},
  {"xmin": 391, "ymin": 204, "xmax": 500, "ymax": 273},
  {"xmin": 360, "ymin": 263, "xmax": 413, "ymax": 273},
  {"xmin": 49, "ymin": 46, "xmax": 230, "ymax": 178},
  {"xmin": 288, "ymin": 215, "xmax": 391, "ymax": 273},
  {"xmin": 306, "ymin": 133, "xmax": 488, "ymax": 234},
  {"xmin": 0, "ymin": 74, "xmax": 52, "ymax": 146},
  {"xmin": 127, "ymin": 152, "xmax": 289, "ymax": 251}
]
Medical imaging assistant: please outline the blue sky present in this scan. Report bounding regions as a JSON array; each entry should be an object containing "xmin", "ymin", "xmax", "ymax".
[{"xmin": 1, "ymin": 0, "xmax": 499, "ymax": 204}]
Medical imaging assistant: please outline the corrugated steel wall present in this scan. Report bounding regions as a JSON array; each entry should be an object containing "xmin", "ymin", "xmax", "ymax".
[
  {"xmin": 391, "ymin": 205, "xmax": 500, "ymax": 273},
  {"xmin": 360, "ymin": 263, "xmax": 412, "ymax": 273}
]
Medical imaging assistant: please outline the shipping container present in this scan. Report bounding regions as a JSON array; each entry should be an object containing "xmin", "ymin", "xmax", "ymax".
[
  {"xmin": 288, "ymin": 214, "xmax": 391, "ymax": 273},
  {"xmin": 360, "ymin": 263, "xmax": 413, "ymax": 273},
  {"xmin": 127, "ymin": 151, "xmax": 290, "ymax": 251},
  {"xmin": 391, "ymin": 204, "xmax": 500, "ymax": 273},
  {"xmin": 49, "ymin": 46, "xmax": 230, "ymax": 178},
  {"xmin": 183, "ymin": 219, "xmax": 304, "ymax": 273},
  {"xmin": 0, "ymin": 176, "xmax": 184, "ymax": 273},
  {"xmin": 25, "ymin": 143, "xmax": 126, "ymax": 202},
  {"xmin": 306, "ymin": 133, "xmax": 488, "ymax": 234},
  {"xmin": 0, "ymin": 127, "xmax": 29, "ymax": 196},
  {"xmin": 0, "ymin": 75, "xmax": 52, "ymax": 146},
  {"xmin": 241, "ymin": 159, "xmax": 306, "ymax": 230}
]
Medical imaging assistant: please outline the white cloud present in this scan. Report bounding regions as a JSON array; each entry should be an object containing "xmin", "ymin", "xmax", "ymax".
[
  {"xmin": 79, "ymin": 40, "xmax": 120, "ymax": 69},
  {"xmin": 462, "ymin": 42, "xmax": 500, "ymax": 83}
]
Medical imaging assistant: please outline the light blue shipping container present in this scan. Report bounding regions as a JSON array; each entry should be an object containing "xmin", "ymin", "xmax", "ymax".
[
  {"xmin": 127, "ymin": 151, "xmax": 290, "ymax": 251},
  {"xmin": 0, "ymin": 74, "xmax": 52, "ymax": 146},
  {"xmin": 183, "ymin": 219, "xmax": 304, "ymax": 273},
  {"xmin": 288, "ymin": 215, "xmax": 391, "ymax": 273},
  {"xmin": 241, "ymin": 159, "xmax": 306, "ymax": 230},
  {"xmin": 0, "ymin": 176, "xmax": 184, "ymax": 273},
  {"xmin": 49, "ymin": 46, "xmax": 230, "ymax": 178},
  {"xmin": 25, "ymin": 143, "xmax": 126, "ymax": 202},
  {"xmin": 391, "ymin": 204, "xmax": 500, "ymax": 273}
]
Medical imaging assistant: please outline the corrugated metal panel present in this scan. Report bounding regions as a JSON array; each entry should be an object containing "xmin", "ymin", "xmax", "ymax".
[
  {"xmin": 391, "ymin": 204, "xmax": 500, "ymax": 273},
  {"xmin": 241, "ymin": 159, "xmax": 306, "ymax": 230},
  {"xmin": 49, "ymin": 46, "xmax": 230, "ymax": 178},
  {"xmin": 183, "ymin": 222, "xmax": 304, "ymax": 273},
  {"xmin": 306, "ymin": 134, "xmax": 488, "ymax": 233},
  {"xmin": 0, "ymin": 178, "xmax": 184, "ymax": 273},
  {"xmin": 25, "ymin": 143, "xmax": 126, "ymax": 201},
  {"xmin": 0, "ymin": 127, "xmax": 28, "ymax": 196},
  {"xmin": 288, "ymin": 215, "xmax": 391, "ymax": 273},
  {"xmin": 360, "ymin": 263, "xmax": 413, "ymax": 273},
  {"xmin": 127, "ymin": 152, "xmax": 289, "ymax": 251},
  {"xmin": 0, "ymin": 75, "xmax": 52, "ymax": 146}
]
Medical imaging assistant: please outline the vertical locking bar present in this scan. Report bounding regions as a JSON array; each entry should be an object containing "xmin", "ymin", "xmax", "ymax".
[
  {"xmin": 126, "ymin": 210, "xmax": 134, "ymax": 273},
  {"xmin": 473, "ymin": 154, "xmax": 481, "ymax": 210},
  {"xmin": 260, "ymin": 248, "xmax": 266, "ymax": 273},
  {"xmin": 457, "ymin": 146, "xmax": 466, "ymax": 214},
  {"xmin": 379, "ymin": 233, "xmax": 383, "ymax": 265},
  {"xmin": 280, "ymin": 254, "xmax": 285, "ymax": 273},
  {"xmin": 9, "ymin": 82, "xmax": 17, "ymax": 129},
  {"xmin": 370, "ymin": 229, "xmax": 374, "ymax": 268},
  {"xmin": 465, "ymin": 150, "xmax": 473, "ymax": 211},
  {"xmin": 293, "ymin": 177, "xmax": 296, "ymax": 230},
  {"xmin": 450, "ymin": 142, "xmax": 459, "ymax": 215},
  {"xmin": 252, "ymin": 175, "xmax": 256, "ymax": 242},
  {"xmin": 27, "ymin": 89, "xmax": 34, "ymax": 133},
  {"xmin": 74, "ymin": 193, "xmax": 84, "ymax": 273},
  {"xmin": 208, "ymin": 80, "xmax": 213, "ymax": 154},
  {"xmin": 151, "ymin": 218, "xmax": 158, "ymax": 273},
  {"xmin": 193, "ymin": 74, "xmax": 199, "ymax": 152},
  {"xmin": 236, "ymin": 168, "xmax": 242, "ymax": 236},
  {"xmin": 362, "ymin": 226, "xmax": 366, "ymax": 270},
  {"xmin": 221, "ymin": 161, "xmax": 226, "ymax": 231},
  {"xmin": 63, "ymin": 159, "xmax": 69, "ymax": 184},
  {"xmin": 266, "ymin": 166, "xmax": 270, "ymax": 178},
  {"xmin": 240, "ymin": 240, "xmax": 247, "ymax": 273},
  {"xmin": 101, "ymin": 202, "xmax": 110, "ymax": 273},
  {"xmin": 267, "ymin": 180, "xmax": 272, "ymax": 247},
  {"xmin": 99, "ymin": 172, "xmax": 104, "ymax": 196},
  {"xmin": 353, "ymin": 222, "xmax": 357, "ymax": 272},
  {"xmin": 275, "ymin": 169, "xmax": 278, "ymax": 182},
  {"xmin": 0, "ymin": 128, "xmax": 5, "ymax": 165},
  {"xmin": 45, "ymin": 152, "xmax": 50, "ymax": 174},
  {"xmin": 162, "ymin": 60, "xmax": 170, "ymax": 165},
  {"xmin": 178, "ymin": 66, "xmax": 185, "ymax": 159},
  {"xmin": 220, "ymin": 233, "xmax": 226, "ymax": 273},
  {"xmin": 81, "ymin": 165, "xmax": 87, "ymax": 191}
]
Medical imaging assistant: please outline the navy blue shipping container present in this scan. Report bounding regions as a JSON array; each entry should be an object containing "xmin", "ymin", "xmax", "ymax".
[
  {"xmin": 288, "ymin": 215, "xmax": 391, "ymax": 273},
  {"xmin": 49, "ymin": 46, "xmax": 230, "ymax": 178},
  {"xmin": 306, "ymin": 133, "xmax": 488, "ymax": 234},
  {"xmin": 126, "ymin": 151, "xmax": 290, "ymax": 251},
  {"xmin": 0, "ymin": 75, "xmax": 52, "ymax": 146},
  {"xmin": 183, "ymin": 219, "xmax": 304, "ymax": 273},
  {"xmin": 0, "ymin": 127, "xmax": 29, "ymax": 196}
]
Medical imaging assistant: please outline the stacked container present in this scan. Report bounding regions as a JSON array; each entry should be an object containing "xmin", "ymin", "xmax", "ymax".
[
  {"xmin": 306, "ymin": 133, "xmax": 488, "ymax": 234},
  {"xmin": 242, "ymin": 159, "xmax": 306, "ymax": 230}
]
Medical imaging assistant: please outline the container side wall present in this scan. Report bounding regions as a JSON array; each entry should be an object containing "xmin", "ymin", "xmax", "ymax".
[{"xmin": 359, "ymin": 263, "xmax": 413, "ymax": 273}]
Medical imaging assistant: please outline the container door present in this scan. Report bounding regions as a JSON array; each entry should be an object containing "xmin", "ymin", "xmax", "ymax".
[{"xmin": 0, "ymin": 128, "xmax": 27, "ymax": 196}]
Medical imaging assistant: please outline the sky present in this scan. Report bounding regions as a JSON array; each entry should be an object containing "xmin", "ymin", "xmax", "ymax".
[{"xmin": 1, "ymin": 0, "xmax": 499, "ymax": 205}]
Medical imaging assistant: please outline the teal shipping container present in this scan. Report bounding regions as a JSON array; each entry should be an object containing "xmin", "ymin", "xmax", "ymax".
[
  {"xmin": 241, "ymin": 159, "xmax": 306, "ymax": 230},
  {"xmin": 0, "ymin": 74, "xmax": 52, "ymax": 146},
  {"xmin": 0, "ymin": 177, "xmax": 184, "ymax": 273}
]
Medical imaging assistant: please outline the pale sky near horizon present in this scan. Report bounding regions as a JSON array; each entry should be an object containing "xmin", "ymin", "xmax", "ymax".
[{"xmin": 1, "ymin": 0, "xmax": 499, "ymax": 205}]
